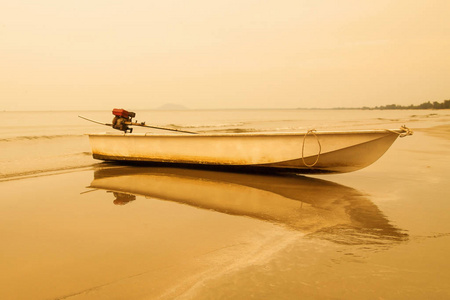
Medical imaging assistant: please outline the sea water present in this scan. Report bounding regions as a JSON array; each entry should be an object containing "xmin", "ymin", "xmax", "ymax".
[
  {"xmin": 1, "ymin": 109, "xmax": 450, "ymax": 299},
  {"xmin": 0, "ymin": 109, "xmax": 447, "ymax": 178}
]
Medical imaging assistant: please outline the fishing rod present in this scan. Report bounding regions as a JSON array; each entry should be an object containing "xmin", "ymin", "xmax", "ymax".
[
  {"xmin": 78, "ymin": 115, "xmax": 112, "ymax": 126},
  {"xmin": 127, "ymin": 121, "xmax": 198, "ymax": 134},
  {"xmin": 78, "ymin": 109, "xmax": 198, "ymax": 134}
]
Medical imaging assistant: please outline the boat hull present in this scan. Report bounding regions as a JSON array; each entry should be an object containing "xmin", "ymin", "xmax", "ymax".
[{"xmin": 88, "ymin": 129, "xmax": 407, "ymax": 173}]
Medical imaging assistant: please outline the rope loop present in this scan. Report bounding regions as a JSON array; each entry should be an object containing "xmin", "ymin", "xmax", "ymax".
[
  {"xmin": 398, "ymin": 125, "xmax": 413, "ymax": 138},
  {"xmin": 301, "ymin": 129, "xmax": 322, "ymax": 168},
  {"xmin": 386, "ymin": 126, "xmax": 413, "ymax": 138}
]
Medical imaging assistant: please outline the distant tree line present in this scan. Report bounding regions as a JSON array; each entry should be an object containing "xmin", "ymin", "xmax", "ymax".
[{"xmin": 364, "ymin": 99, "xmax": 450, "ymax": 110}]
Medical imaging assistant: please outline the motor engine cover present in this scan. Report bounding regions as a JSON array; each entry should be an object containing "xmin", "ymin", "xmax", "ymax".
[{"xmin": 112, "ymin": 109, "xmax": 135, "ymax": 118}]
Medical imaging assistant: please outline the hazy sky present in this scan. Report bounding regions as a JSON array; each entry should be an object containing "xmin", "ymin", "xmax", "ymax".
[{"xmin": 1, "ymin": 0, "xmax": 449, "ymax": 110}]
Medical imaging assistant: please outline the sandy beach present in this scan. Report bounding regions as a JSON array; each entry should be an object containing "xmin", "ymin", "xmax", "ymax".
[
  {"xmin": 3, "ymin": 0, "xmax": 449, "ymax": 297},
  {"xmin": 1, "ymin": 111, "xmax": 449, "ymax": 299}
]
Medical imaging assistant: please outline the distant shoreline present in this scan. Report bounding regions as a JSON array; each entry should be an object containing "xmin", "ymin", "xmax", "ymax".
[
  {"xmin": 1, "ymin": 99, "xmax": 449, "ymax": 112},
  {"xmin": 329, "ymin": 99, "xmax": 449, "ymax": 110}
]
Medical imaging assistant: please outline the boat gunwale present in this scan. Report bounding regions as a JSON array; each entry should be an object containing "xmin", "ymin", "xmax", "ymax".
[{"xmin": 87, "ymin": 129, "xmax": 405, "ymax": 138}]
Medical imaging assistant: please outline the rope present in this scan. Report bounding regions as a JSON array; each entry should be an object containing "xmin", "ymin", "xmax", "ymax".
[
  {"xmin": 302, "ymin": 129, "xmax": 322, "ymax": 168},
  {"xmin": 386, "ymin": 125, "xmax": 414, "ymax": 138},
  {"xmin": 398, "ymin": 125, "xmax": 413, "ymax": 137}
]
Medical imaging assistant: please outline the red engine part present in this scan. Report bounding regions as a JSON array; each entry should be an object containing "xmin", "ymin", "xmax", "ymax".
[{"xmin": 112, "ymin": 108, "xmax": 135, "ymax": 118}]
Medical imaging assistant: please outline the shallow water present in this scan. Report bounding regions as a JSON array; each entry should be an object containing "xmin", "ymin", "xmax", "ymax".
[{"xmin": 0, "ymin": 109, "xmax": 449, "ymax": 299}]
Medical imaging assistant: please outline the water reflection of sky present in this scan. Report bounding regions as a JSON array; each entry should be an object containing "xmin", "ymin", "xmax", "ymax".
[{"xmin": 89, "ymin": 166, "xmax": 408, "ymax": 247}]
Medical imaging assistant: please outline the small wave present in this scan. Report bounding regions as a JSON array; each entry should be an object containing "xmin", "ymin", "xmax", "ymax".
[
  {"xmin": 203, "ymin": 127, "xmax": 305, "ymax": 133},
  {"xmin": 172, "ymin": 122, "xmax": 246, "ymax": 129},
  {"xmin": 376, "ymin": 118, "xmax": 400, "ymax": 121},
  {"xmin": 408, "ymin": 113, "xmax": 440, "ymax": 118},
  {"xmin": 205, "ymin": 128, "xmax": 260, "ymax": 133},
  {"xmin": 0, "ymin": 134, "xmax": 84, "ymax": 142},
  {"xmin": 179, "ymin": 120, "xmax": 304, "ymax": 129},
  {"xmin": 0, "ymin": 151, "xmax": 96, "ymax": 181},
  {"xmin": 0, "ymin": 163, "xmax": 98, "ymax": 182}
]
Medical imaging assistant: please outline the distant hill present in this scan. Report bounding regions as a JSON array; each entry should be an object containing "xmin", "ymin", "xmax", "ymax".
[{"xmin": 156, "ymin": 103, "xmax": 189, "ymax": 110}]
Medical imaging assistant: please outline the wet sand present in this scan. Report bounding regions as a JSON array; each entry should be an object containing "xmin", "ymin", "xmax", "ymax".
[{"xmin": 1, "ymin": 125, "xmax": 449, "ymax": 299}]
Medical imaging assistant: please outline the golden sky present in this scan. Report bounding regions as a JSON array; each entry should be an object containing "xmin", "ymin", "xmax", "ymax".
[{"xmin": 1, "ymin": 0, "xmax": 449, "ymax": 110}]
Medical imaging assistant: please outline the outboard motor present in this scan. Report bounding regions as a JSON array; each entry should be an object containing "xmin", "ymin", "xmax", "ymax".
[{"xmin": 112, "ymin": 108, "xmax": 136, "ymax": 133}]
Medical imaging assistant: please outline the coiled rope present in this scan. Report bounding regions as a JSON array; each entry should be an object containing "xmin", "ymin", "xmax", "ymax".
[
  {"xmin": 301, "ymin": 129, "xmax": 322, "ymax": 168},
  {"xmin": 387, "ymin": 125, "xmax": 414, "ymax": 138}
]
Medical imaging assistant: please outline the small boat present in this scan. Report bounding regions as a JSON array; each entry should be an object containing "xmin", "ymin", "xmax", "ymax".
[{"xmin": 82, "ymin": 109, "xmax": 413, "ymax": 174}]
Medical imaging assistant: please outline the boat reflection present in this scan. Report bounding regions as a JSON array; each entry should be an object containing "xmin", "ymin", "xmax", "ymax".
[
  {"xmin": 108, "ymin": 191, "xmax": 136, "ymax": 205},
  {"xmin": 89, "ymin": 166, "xmax": 408, "ymax": 246}
]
